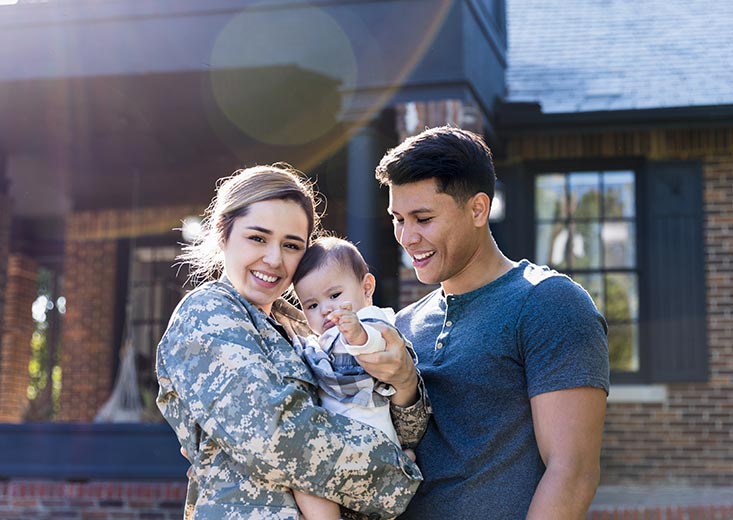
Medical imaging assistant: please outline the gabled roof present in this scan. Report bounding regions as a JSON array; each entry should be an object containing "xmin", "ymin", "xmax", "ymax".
[{"xmin": 506, "ymin": 0, "xmax": 733, "ymax": 114}]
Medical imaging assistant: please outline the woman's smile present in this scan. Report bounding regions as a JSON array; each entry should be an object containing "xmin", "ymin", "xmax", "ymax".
[{"xmin": 219, "ymin": 199, "xmax": 308, "ymax": 314}]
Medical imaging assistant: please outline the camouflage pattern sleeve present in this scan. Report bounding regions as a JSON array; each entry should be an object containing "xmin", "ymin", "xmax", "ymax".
[
  {"xmin": 157, "ymin": 283, "xmax": 421, "ymax": 519},
  {"xmin": 390, "ymin": 340, "xmax": 432, "ymax": 448}
]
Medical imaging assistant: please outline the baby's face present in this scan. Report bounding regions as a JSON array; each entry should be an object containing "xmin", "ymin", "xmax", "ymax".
[{"xmin": 294, "ymin": 261, "xmax": 371, "ymax": 335}]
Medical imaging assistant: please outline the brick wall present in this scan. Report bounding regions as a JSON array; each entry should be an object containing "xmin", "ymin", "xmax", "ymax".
[
  {"xmin": 57, "ymin": 239, "xmax": 119, "ymax": 422},
  {"xmin": 0, "ymin": 255, "xmax": 38, "ymax": 422},
  {"xmin": 58, "ymin": 205, "xmax": 200, "ymax": 422},
  {"xmin": 505, "ymin": 127, "xmax": 733, "ymax": 486},
  {"xmin": 0, "ymin": 480, "xmax": 186, "ymax": 519},
  {"xmin": 398, "ymin": 266, "xmax": 437, "ymax": 309},
  {"xmin": 588, "ymin": 505, "xmax": 733, "ymax": 519},
  {"xmin": 601, "ymin": 156, "xmax": 733, "ymax": 485},
  {"xmin": 0, "ymin": 186, "xmax": 10, "ymax": 349}
]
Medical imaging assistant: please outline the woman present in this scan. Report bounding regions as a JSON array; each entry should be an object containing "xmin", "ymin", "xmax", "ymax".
[{"xmin": 156, "ymin": 164, "xmax": 428, "ymax": 519}]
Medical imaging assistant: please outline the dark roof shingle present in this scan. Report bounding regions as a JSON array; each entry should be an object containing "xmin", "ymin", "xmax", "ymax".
[{"xmin": 506, "ymin": 0, "xmax": 733, "ymax": 113}]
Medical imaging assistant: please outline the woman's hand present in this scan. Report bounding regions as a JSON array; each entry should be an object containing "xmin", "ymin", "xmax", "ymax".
[
  {"xmin": 180, "ymin": 447, "xmax": 194, "ymax": 479},
  {"xmin": 355, "ymin": 322, "xmax": 419, "ymax": 407}
]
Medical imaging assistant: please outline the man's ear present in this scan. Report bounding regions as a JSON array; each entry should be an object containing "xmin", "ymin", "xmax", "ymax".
[
  {"xmin": 362, "ymin": 272, "xmax": 377, "ymax": 300},
  {"xmin": 469, "ymin": 192, "xmax": 491, "ymax": 226}
]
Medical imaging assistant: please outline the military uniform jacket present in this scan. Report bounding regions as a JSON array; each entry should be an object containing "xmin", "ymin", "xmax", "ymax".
[{"xmin": 156, "ymin": 277, "xmax": 427, "ymax": 520}]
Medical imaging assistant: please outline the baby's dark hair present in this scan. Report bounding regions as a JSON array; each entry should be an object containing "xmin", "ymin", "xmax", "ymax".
[{"xmin": 293, "ymin": 236, "xmax": 368, "ymax": 286}]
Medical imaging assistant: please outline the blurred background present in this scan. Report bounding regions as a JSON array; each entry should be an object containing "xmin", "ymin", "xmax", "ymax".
[{"xmin": 0, "ymin": 0, "xmax": 730, "ymax": 517}]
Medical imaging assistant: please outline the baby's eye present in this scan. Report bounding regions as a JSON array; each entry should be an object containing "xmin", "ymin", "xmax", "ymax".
[
  {"xmin": 329, "ymin": 292, "xmax": 342, "ymax": 300},
  {"xmin": 306, "ymin": 302, "xmax": 318, "ymax": 310}
]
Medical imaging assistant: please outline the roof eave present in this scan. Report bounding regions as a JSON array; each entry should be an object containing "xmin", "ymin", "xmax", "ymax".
[{"xmin": 495, "ymin": 102, "xmax": 733, "ymax": 135}]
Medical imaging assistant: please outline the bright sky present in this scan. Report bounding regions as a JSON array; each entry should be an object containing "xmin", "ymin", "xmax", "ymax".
[{"xmin": 0, "ymin": 0, "xmax": 19, "ymax": 5}]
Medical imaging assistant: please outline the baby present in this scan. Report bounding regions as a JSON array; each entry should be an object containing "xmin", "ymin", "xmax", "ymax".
[{"xmin": 291, "ymin": 236, "xmax": 412, "ymax": 520}]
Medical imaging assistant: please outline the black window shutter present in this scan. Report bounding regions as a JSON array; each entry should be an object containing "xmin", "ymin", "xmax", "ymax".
[
  {"xmin": 642, "ymin": 161, "xmax": 707, "ymax": 382},
  {"xmin": 492, "ymin": 164, "xmax": 533, "ymax": 261}
]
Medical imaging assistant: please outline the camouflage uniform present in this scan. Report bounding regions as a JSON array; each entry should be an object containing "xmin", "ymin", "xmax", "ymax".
[{"xmin": 156, "ymin": 277, "xmax": 429, "ymax": 520}]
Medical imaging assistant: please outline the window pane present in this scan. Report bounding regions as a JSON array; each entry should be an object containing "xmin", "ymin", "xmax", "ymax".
[
  {"xmin": 602, "ymin": 222, "xmax": 636, "ymax": 268},
  {"xmin": 570, "ymin": 221, "xmax": 602, "ymax": 269},
  {"xmin": 605, "ymin": 273, "xmax": 638, "ymax": 320},
  {"xmin": 535, "ymin": 174, "xmax": 566, "ymax": 220},
  {"xmin": 153, "ymin": 283, "xmax": 165, "ymax": 321},
  {"xmin": 132, "ymin": 324, "xmax": 152, "ymax": 353},
  {"xmin": 609, "ymin": 322, "xmax": 639, "ymax": 372},
  {"xmin": 536, "ymin": 222, "xmax": 569, "ymax": 268},
  {"xmin": 132, "ymin": 285, "xmax": 152, "ymax": 321},
  {"xmin": 603, "ymin": 171, "xmax": 635, "ymax": 218},
  {"xmin": 569, "ymin": 172, "xmax": 600, "ymax": 218},
  {"xmin": 573, "ymin": 273, "xmax": 605, "ymax": 315}
]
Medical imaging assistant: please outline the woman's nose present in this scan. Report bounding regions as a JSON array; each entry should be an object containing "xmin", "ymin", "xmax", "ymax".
[{"xmin": 263, "ymin": 245, "xmax": 282, "ymax": 267}]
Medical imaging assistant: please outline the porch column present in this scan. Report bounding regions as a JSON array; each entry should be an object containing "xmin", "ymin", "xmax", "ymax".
[{"xmin": 346, "ymin": 121, "xmax": 387, "ymax": 300}]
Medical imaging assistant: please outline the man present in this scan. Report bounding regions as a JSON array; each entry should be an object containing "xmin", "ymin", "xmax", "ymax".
[{"xmin": 374, "ymin": 126, "xmax": 609, "ymax": 519}]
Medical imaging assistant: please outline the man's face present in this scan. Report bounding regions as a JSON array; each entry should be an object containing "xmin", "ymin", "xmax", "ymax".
[{"xmin": 388, "ymin": 178, "xmax": 484, "ymax": 295}]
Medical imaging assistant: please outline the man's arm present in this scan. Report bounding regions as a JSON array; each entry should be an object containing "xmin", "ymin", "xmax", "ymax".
[
  {"xmin": 356, "ymin": 323, "xmax": 419, "ymax": 406},
  {"xmin": 526, "ymin": 386, "xmax": 607, "ymax": 520},
  {"xmin": 356, "ymin": 322, "xmax": 431, "ymax": 447}
]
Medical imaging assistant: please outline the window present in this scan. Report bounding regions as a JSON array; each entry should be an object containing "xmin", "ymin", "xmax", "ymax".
[
  {"xmin": 516, "ymin": 160, "xmax": 706, "ymax": 384},
  {"xmin": 127, "ymin": 246, "xmax": 190, "ymax": 421},
  {"xmin": 535, "ymin": 171, "xmax": 639, "ymax": 373}
]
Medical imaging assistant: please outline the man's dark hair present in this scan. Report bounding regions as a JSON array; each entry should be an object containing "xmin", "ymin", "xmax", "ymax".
[
  {"xmin": 375, "ymin": 126, "xmax": 496, "ymax": 204},
  {"xmin": 293, "ymin": 236, "xmax": 369, "ymax": 286}
]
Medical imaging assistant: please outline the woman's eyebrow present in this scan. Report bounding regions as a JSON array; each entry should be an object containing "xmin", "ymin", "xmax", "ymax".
[
  {"xmin": 245, "ymin": 225, "xmax": 272, "ymax": 234},
  {"xmin": 245, "ymin": 226, "xmax": 305, "ymax": 243}
]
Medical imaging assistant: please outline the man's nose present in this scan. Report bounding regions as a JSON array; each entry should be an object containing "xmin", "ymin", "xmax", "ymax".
[{"xmin": 398, "ymin": 222, "xmax": 419, "ymax": 247}]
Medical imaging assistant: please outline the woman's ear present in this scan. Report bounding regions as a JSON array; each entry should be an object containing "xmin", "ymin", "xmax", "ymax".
[
  {"xmin": 469, "ymin": 192, "xmax": 491, "ymax": 226},
  {"xmin": 362, "ymin": 272, "xmax": 377, "ymax": 300}
]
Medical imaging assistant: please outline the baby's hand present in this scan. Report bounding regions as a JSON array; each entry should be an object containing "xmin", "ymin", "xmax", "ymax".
[{"xmin": 328, "ymin": 302, "xmax": 368, "ymax": 346}]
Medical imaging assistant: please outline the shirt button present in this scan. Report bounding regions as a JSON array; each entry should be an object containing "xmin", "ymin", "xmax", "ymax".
[
  {"xmin": 445, "ymin": 321, "xmax": 453, "ymax": 327},
  {"xmin": 436, "ymin": 342, "xmax": 443, "ymax": 349}
]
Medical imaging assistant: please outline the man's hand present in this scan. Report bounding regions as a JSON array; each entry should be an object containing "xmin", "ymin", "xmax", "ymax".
[{"xmin": 355, "ymin": 322, "xmax": 418, "ymax": 407}]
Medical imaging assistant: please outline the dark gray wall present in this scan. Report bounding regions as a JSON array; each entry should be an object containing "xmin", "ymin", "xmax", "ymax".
[{"xmin": 1, "ymin": 1, "xmax": 506, "ymax": 118}]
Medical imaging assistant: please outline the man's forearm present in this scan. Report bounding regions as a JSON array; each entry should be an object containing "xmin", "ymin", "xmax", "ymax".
[
  {"xmin": 526, "ymin": 463, "xmax": 600, "ymax": 520},
  {"xmin": 390, "ymin": 368, "xmax": 419, "ymax": 407}
]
